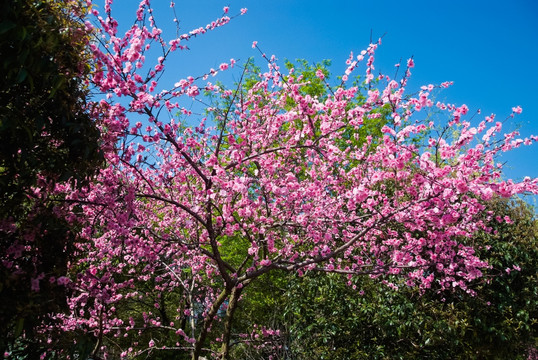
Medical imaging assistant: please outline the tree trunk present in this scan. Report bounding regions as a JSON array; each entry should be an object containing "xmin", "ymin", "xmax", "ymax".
[
  {"xmin": 192, "ymin": 288, "xmax": 229, "ymax": 360},
  {"xmin": 219, "ymin": 286, "xmax": 243, "ymax": 360}
]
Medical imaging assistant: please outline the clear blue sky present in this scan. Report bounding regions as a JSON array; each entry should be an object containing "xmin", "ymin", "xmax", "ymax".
[{"xmin": 102, "ymin": 0, "xmax": 538, "ymax": 185}]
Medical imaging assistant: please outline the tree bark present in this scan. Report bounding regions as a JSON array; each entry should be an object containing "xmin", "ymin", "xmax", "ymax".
[
  {"xmin": 219, "ymin": 286, "xmax": 243, "ymax": 359},
  {"xmin": 192, "ymin": 288, "xmax": 229, "ymax": 360}
]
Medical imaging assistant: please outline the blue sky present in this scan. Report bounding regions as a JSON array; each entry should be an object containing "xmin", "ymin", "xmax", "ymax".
[{"xmin": 103, "ymin": 0, "xmax": 538, "ymax": 185}]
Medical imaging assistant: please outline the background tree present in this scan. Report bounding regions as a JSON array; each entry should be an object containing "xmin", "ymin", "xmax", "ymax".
[{"xmin": 0, "ymin": 0, "xmax": 102, "ymax": 355}]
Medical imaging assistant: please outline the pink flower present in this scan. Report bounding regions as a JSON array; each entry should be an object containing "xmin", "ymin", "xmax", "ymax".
[
  {"xmin": 252, "ymin": 41, "xmax": 258, "ymax": 49},
  {"xmin": 240, "ymin": 8, "xmax": 248, "ymax": 15},
  {"xmin": 260, "ymin": 259, "xmax": 271, "ymax": 266},
  {"xmin": 187, "ymin": 85, "xmax": 200, "ymax": 97},
  {"xmin": 512, "ymin": 105, "xmax": 522, "ymax": 114},
  {"xmin": 219, "ymin": 63, "xmax": 229, "ymax": 71},
  {"xmin": 149, "ymin": 339, "xmax": 155, "ymax": 347},
  {"xmin": 57, "ymin": 276, "xmax": 69, "ymax": 285},
  {"xmin": 223, "ymin": 6, "xmax": 229, "ymax": 13},
  {"xmin": 31, "ymin": 278, "xmax": 40, "ymax": 292}
]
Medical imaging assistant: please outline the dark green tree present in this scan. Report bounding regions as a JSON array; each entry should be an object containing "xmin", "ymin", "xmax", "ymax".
[{"xmin": 0, "ymin": 0, "xmax": 102, "ymax": 355}]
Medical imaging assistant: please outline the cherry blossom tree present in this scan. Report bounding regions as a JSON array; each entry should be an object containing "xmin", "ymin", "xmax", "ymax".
[{"xmin": 35, "ymin": 1, "xmax": 538, "ymax": 359}]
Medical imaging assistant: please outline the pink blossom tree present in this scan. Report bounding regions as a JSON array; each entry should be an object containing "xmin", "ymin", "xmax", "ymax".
[{"xmin": 41, "ymin": 1, "xmax": 538, "ymax": 359}]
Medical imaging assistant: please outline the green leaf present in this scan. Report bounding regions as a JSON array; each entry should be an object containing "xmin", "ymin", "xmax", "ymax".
[
  {"xmin": 14, "ymin": 317, "xmax": 24, "ymax": 337},
  {"xmin": 0, "ymin": 20, "xmax": 16, "ymax": 34},
  {"xmin": 16, "ymin": 68, "xmax": 28, "ymax": 83}
]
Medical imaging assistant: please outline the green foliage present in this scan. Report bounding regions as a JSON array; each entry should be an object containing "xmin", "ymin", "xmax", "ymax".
[
  {"xmin": 461, "ymin": 198, "xmax": 538, "ymax": 358},
  {"xmin": 283, "ymin": 273, "xmax": 472, "ymax": 359},
  {"xmin": 284, "ymin": 58, "xmax": 332, "ymax": 100}
]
